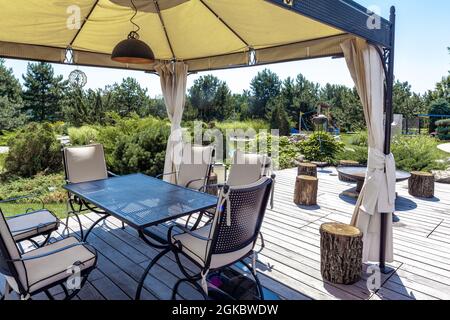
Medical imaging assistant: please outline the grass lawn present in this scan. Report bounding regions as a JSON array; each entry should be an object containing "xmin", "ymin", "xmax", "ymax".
[{"xmin": 0, "ymin": 202, "xmax": 68, "ymax": 219}]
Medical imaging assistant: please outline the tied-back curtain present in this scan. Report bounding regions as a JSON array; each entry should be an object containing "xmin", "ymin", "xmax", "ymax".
[
  {"xmin": 341, "ymin": 38, "xmax": 396, "ymax": 263},
  {"xmin": 155, "ymin": 61, "xmax": 189, "ymax": 183}
]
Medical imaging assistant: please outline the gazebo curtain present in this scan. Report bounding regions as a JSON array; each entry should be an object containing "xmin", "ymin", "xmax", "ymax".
[
  {"xmin": 155, "ymin": 61, "xmax": 189, "ymax": 184},
  {"xmin": 341, "ymin": 38, "xmax": 396, "ymax": 263}
]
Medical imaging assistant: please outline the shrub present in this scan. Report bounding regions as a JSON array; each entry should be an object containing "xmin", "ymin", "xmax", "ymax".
[
  {"xmin": 0, "ymin": 173, "xmax": 65, "ymax": 203},
  {"xmin": 4, "ymin": 123, "xmax": 62, "ymax": 177},
  {"xmin": 97, "ymin": 116, "xmax": 170, "ymax": 176},
  {"xmin": 349, "ymin": 131, "xmax": 368, "ymax": 147},
  {"xmin": 429, "ymin": 99, "xmax": 450, "ymax": 133},
  {"xmin": 299, "ymin": 132, "xmax": 345, "ymax": 164},
  {"xmin": 68, "ymin": 125, "xmax": 99, "ymax": 145},
  {"xmin": 391, "ymin": 135, "xmax": 447, "ymax": 172},
  {"xmin": 337, "ymin": 146, "xmax": 368, "ymax": 165},
  {"xmin": 436, "ymin": 119, "xmax": 450, "ymax": 141}
]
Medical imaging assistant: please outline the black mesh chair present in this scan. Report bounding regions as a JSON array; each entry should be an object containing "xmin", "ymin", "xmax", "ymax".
[{"xmin": 135, "ymin": 177, "xmax": 273, "ymax": 300}]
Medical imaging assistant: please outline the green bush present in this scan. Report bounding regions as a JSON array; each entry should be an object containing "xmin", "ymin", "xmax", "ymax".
[
  {"xmin": 299, "ymin": 132, "xmax": 345, "ymax": 164},
  {"xmin": 436, "ymin": 119, "xmax": 450, "ymax": 140},
  {"xmin": 349, "ymin": 131, "xmax": 368, "ymax": 147},
  {"xmin": 337, "ymin": 146, "xmax": 368, "ymax": 165},
  {"xmin": 0, "ymin": 173, "xmax": 65, "ymax": 203},
  {"xmin": 68, "ymin": 125, "xmax": 99, "ymax": 145},
  {"xmin": 97, "ymin": 115, "xmax": 170, "ymax": 176},
  {"xmin": 4, "ymin": 123, "xmax": 62, "ymax": 177},
  {"xmin": 391, "ymin": 135, "xmax": 448, "ymax": 172}
]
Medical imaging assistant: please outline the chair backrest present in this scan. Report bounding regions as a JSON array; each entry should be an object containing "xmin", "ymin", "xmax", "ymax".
[
  {"xmin": 227, "ymin": 151, "xmax": 271, "ymax": 186},
  {"xmin": 177, "ymin": 145, "xmax": 214, "ymax": 190},
  {"xmin": 0, "ymin": 210, "xmax": 27, "ymax": 293},
  {"xmin": 63, "ymin": 144, "xmax": 108, "ymax": 184},
  {"xmin": 207, "ymin": 177, "xmax": 273, "ymax": 262}
]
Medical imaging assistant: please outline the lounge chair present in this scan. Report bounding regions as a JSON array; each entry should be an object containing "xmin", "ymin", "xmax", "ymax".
[{"xmin": 0, "ymin": 210, "xmax": 97, "ymax": 300}]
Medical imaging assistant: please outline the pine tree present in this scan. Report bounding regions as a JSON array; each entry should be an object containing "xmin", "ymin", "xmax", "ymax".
[
  {"xmin": 22, "ymin": 62, "xmax": 67, "ymax": 121},
  {"xmin": 0, "ymin": 59, "xmax": 25, "ymax": 130}
]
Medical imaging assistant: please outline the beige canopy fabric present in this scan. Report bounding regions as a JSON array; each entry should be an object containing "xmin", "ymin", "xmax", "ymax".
[
  {"xmin": 0, "ymin": 0, "xmax": 347, "ymax": 72},
  {"xmin": 155, "ymin": 61, "xmax": 188, "ymax": 183},
  {"xmin": 341, "ymin": 38, "xmax": 396, "ymax": 263}
]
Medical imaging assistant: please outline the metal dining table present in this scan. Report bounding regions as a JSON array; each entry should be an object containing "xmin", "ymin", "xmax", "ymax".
[{"xmin": 63, "ymin": 173, "xmax": 218, "ymax": 299}]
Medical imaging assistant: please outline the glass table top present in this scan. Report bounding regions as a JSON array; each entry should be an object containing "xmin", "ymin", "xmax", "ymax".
[
  {"xmin": 63, "ymin": 173, "xmax": 218, "ymax": 229},
  {"xmin": 337, "ymin": 166, "xmax": 411, "ymax": 182}
]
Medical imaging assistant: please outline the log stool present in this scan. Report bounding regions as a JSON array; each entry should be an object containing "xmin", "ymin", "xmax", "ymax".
[
  {"xmin": 293, "ymin": 175, "xmax": 318, "ymax": 206},
  {"xmin": 408, "ymin": 171, "xmax": 434, "ymax": 198},
  {"xmin": 338, "ymin": 160, "xmax": 360, "ymax": 182},
  {"xmin": 320, "ymin": 223, "xmax": 363, "ymax": 285},
  {"xmin": 297, "ymin": 163, "xmax": 317, "ymax": 178}
]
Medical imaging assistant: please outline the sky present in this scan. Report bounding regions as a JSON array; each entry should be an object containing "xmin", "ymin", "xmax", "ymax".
[{"xmin": 3, "ymin": 0, "xmax": 450, "ymax": 97}]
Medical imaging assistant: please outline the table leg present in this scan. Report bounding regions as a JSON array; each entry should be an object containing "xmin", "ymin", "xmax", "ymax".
[
  {"xmin": 135, "ymin": 247, "xmax": 171, "ymax": 300},
  {"xmin": 83, "ymin": 213, "xmax": 110, "ymax": 242}
]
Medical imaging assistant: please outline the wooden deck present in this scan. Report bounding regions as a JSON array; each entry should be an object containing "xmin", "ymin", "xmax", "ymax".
[{"xmin": 10, "ymin": 167, "xmax": 450, "ymax": 300}]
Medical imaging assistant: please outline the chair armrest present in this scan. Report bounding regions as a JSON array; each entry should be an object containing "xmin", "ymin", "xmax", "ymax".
[
  {"xmin": 107, "ymin": 171, "xmax": 119, "ymax": 177},
  {"xmin": 198, "ymin": 183, "xmax": 225, "ymax": 192},
  {"xmin": 0, "ymin": 194, "xmax": 43, "ymax": 206},
  {"xmin": 185, "ymin": 178, "xmax": 205, "ymax": 189},
  {"xmin": 8, "ymin": 242, "xmax": 95, "ymax": 262},
  {"xmin": 156, "ymin": 172, "xmax": 176, "ymax": 179},
  {"xmin": 167, "ymin": 224, "xmax": 211, "ymax": 243}
]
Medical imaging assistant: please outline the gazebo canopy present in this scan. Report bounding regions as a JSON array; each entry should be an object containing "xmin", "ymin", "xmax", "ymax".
[{"xmin": 0, "ymin": 0, "xmax": 392, "ymax": 72}]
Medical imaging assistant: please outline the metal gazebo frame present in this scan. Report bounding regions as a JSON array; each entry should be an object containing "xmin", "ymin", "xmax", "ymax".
[{"xmin": 0, "ymin": 0, "xmax": 397, "ymax": 271}]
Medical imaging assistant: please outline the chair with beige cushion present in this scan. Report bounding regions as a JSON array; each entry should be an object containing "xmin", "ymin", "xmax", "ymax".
[
  {"xmin": 1, "ymin": 195, "xmax": 59, "ymax": 250},
  {"xmin": 62, "ymin": 144, "xmax": 119, "ymax": 239},
  {"xmin": 158, "ymin": 144, "xmax": 215, "ymax": 191},
  {"xmin": 0, "ymin": 210, "xmax": 97, "ymax": 300},
  {"xmin": 135, "ymin": 177, "xmax": 273, "ymax": 300}
]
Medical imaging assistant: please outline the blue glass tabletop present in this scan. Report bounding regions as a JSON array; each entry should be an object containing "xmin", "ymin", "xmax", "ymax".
[{"xmin": 63, "ymin": 173, "xmax": 218, "ymax": 229}]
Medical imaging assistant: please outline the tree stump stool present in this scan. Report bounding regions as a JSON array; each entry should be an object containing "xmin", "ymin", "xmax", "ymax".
[
  {"xmin": 338, "ymin": 160, "xmax": 360, "ymax": 182},
  {"xmin": 408, "ymin": 171, "xmax": 434, "ymax": 198},
  {"xmin": 320, "ymin": 223, "xmax": 363, "ymax": 285},
  {"xmin": 293, "ymin": 175, "xmax": 318, "ymax": 206},
  {"xmin": 297, "ymin": 163, "xmax": 317, "ymax": 178},
  {"xmin": 206, "ymin": 172, "xmax": 218, "ymax": 196}
]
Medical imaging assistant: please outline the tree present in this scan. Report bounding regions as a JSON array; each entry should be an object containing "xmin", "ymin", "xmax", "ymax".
[
  {"xmin": 249, "ymin": 69, "xmax": 281, "ymax": 119},
  {"xmin": 428, "ymin": 98, "xmax": 450, "ymax": 133},
  {"xmin": 22, "ymin": 62, "xmax": 67, "ymax": 122},
  {"xmin": 188, "ymin": 75, "xmax": 233, "ymax": 121},
  {"xmin": 0, "ymin": 97, "xmax": 26, "ymax": 131},
  {"xmin": 0, "ymin": 58, "xmax": 22, "ymax": 104},
  {"xmin": 108, "ymin": 77, "xmax": 152, "ymax": 117},
  {"xmin": 267, "ymin": 96, "xmax": 291, "ymax": 136},
  {"xmin": 319, "ymin": 84, "xmax": 364, "ymax": 132},
  {"xmin": 0, "ymin": 59, "xmax": 25, "ymax": 130},
  {"xmin": 286, "ymin": 74, "xmax": 320, "ymax": 128},
  {"xmin": 62, "ymin": 86, "xmax": 112, "ymax": 126}
]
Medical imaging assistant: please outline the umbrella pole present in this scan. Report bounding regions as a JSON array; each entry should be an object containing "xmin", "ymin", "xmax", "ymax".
[{"xmin": 380, "ymin": 6, "xmax": 396, "ymax": 274}]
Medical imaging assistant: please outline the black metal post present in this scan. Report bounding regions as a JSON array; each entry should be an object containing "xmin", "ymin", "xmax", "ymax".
[{"xmin": 380, "ymin": 6, "xmax": 396, "ymax": 273}]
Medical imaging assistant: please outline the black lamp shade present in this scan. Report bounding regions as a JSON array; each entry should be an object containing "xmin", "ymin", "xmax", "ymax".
[{"xmin": 111, "ymin": 38, "xmax": 155, "ymax": 64}]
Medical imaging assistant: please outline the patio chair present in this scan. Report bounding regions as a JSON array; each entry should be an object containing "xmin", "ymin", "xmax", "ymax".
[
  {"xmin": 62, "ymin": 144, "xmax": 119, "ymax": 239},
  {"xmin": 0, "ymin": 210, "xmax": 97, "ymax": 300},
  {"xmin": 135, "ymin": 177, "xmax": 273, "ymax": 300},
  {"xmin": 227, "ymin": 151, "xmax": 276, "ymax": 209},
  {"xmin": 157, "ymin": 144, "xmax": 215, "ymax": 191},
  {"xmin": 0, "ymin": 195, "xmax": 60, "ymax": 250}
]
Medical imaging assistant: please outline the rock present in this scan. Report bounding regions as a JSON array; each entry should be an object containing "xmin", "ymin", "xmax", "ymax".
[{"xmin": 432, "ymin": 170, "xmax": 450, "ymax": 184}]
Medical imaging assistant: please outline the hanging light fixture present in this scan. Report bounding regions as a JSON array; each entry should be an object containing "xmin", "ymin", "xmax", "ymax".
[{"xmin": 111, "ymin": 0, "xmax": 154, "ymax": 64}]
